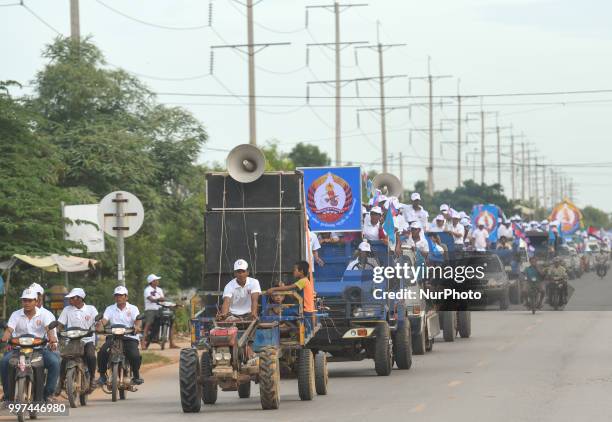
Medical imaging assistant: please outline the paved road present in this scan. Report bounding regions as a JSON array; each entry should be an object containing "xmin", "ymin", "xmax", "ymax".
[{"xmin": 63, "ymin": 272, "xmax": 612, "ymax": 422}]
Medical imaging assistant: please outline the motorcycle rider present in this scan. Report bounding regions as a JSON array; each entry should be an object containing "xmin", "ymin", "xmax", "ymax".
[
  {"xmin": 546, "ymin": 257, "xmax": 569, "ymax": 305},
  {"xmin": 595, "ymin": 249, "xmax": 609, "ymax": 277},
  {"xmin": 1, "ymin": 288, "xmax": 60, "ymax": 403},
  {"xmin": 522, "ymin": 257, "xmax": 546, "ymax": 308},
  {"xmin": 96, "ymin": 286, "xmax": 144, "ymax": 386},
  {"xmin": 56, "ymin": 288, "xmax": 98, "ymax": 393},
  {"xmin": 142, "ymin": 274, "xmax": 164, "ymax": 349}
]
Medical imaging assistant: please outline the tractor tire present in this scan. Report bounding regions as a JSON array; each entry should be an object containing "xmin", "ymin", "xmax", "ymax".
[
  {"xmin": 238, "ymin": 382, "xmax": 251, "ymax": 398},
  {"xmin": 458, "ymin": 311, "xmax": 471, "ymax": 338},
  {"xmin": 441, "ymin": 311, "xmax": 456, "ymax": 342},
  {"xmin": 179, "ymin": 348, "xmax": 201, "ymax": 413},
  {"xmin": 314, "ymin": 351, "xmax": 328, "ymax": 395},
  {"xmin": 374, "ymin": 322, "xmax": 392, "ymax": 376},
  {"xmin": 412, "ymin": 322, "xmax": 427, "ymax": 355},
  {"xmin": 298, "ymin": 349, "xmax": 316, "ymax": 401},
  {"xmin": 259, "ymin": 347, "xmax": 280, "ymax": 410},
  {"xmin": 200, "ymin": 351, "xmax": 217, "ymax": 404},
  {"xmin": 393, "ymin": 321, "xmax": 412, "ymax": 370}
]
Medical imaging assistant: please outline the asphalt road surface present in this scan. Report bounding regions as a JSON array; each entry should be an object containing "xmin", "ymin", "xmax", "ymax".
[{"xmin": 58, "ymin": 271, "xmax": 612, "ymax": 422}]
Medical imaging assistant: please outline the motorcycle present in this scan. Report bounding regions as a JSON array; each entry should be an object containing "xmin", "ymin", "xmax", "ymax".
[
  {"xmin": 547, "ymin": 278, "xmax": 567, "ymax": 310},
  {"xmin": 144, "ymin": 301, "xmax": 178, "ymax": 350},
  {"xmin": 58, "ymin": 325, "xmax": 94, "ymax": 408},
  {"xmin": 524, "ymin": 275, "xmax": 541, "ymax": 315},
  {"xmin": 4, "ymin": 320, "xmax": 58, "ymax": 422},
  {"xmin": 595, "ymin": 262, "xmax": 608, "ymax": 279},
  {"xmin": 98, "ymin": 316, "xmax": 143, "ymax": 402}
]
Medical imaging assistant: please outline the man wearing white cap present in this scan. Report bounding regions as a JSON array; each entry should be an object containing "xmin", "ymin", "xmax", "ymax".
[
  {"xmin": 96, "ymin": 286, "xmax": 143, "ymax": 386},
  {"xmin": 220, "ymin": 259, "xmax": 261, "ymax": 320},
  {"xmin": 29, "ymin": 282, "xmax": 56, "ymax": 326},
  {"xmin": 450, "ymin": 210, "xmax": 465, "ymax": 249},
  {"xmin": 363, "ymin": 206, "xmax": 384, "ymax": 241},
  {"xmin": 346, "ymin": 241, "xmax": 379, "ymax": 270},
  {"xmin": 142, "ymin": 274, "xmax": 165, "ymax": 349},
  {"xmin": 471, "ymin": 222, "xmax": 490, "ymax": 252},
  {"xmin": 497, "ymin": 219, "xmax": 513, "ymax": 242},
  {"xmin": 57, "ymin": 288, "xmax": 98, "ymax": 392},
  {"xmin": 401, "ymin": 192, "xmax": 429, "ymax": 230},
  {"xmin": 1, "ymin": 289, "xmax": 59, "ymax": 402},
  {"xmin": 429, "ymin": 214, "xmax": 446, "ymax": 233},
  {"xmin": 404, "ymin": 222, "xmax": 429, "ymax": 258}
]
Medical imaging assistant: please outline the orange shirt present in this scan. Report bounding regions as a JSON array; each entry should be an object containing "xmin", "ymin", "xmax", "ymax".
[{"xmin": 294, "ymin": 277, "xmax": 315, "ymax": 313}]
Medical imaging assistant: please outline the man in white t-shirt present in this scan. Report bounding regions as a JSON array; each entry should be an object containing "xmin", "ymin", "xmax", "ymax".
[
  {"xmin": 497, "ymin": 219, "xmax": 514, "ymax": 241},
  {"xmin": 404, "ymin": 222, "xmax": 430, "ymax": 258},
  {"xmin": 363, "ymin": 206, "xmax": 384, "ymax": 241},
  {"xmin": 402, "ymin": 192, "xmax": 429, "ymax": 229},
  {"xmin": 96, "ymin": 286, "xmax": 143, "ymax": 386},
  {"xmin": 472, "ymin": 223, "xmax": 490, "ymax": 251},
  {"xmin": 429, "ymin": 214, "xmax": 446, "ymax": 233},
  {"xmin": 1, "ymin": 289, "xmax": 59, "ymax": 402},
  {"xmin": 29, "ymin": 282, "xmax": 57, "ymax": 341},
  {"xmin": 142, "ymin": 274, "xmax": 164, "ymax": 349},
  {"xmin": 450, "ymin": 210, "xmax": 465, "ymax": 248},
  {"xmin": 57, "ymin": 288, "xmax": 98, "ymax": 392},
  {"xmin": 220, "ymin": 259, "xmax": 262, "ymax": 320}
]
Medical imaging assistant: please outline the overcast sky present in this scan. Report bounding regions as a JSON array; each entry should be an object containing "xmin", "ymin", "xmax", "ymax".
[{"xmin": 2, "ymin": 0, "xmax": 612, "ymax": 211}]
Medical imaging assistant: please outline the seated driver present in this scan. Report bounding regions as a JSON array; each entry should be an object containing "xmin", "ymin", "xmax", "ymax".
[
  {"xmin": 219, "ymin": 259, "xmax": 261, "ymax": 321},
  {"xmin": 346, "ymin": 241, "xmax": 380, "ymax": 270}
]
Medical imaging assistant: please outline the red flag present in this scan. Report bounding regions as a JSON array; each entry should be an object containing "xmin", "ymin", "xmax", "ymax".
[{"xmin": 587, "ymin": 226, "xmax": 602, "ymax": 240}]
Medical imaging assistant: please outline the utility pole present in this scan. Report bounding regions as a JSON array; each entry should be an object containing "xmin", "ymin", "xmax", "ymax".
[
  {"xmin": 210, "ymin": 2, "xmax": 290, "ymax": 146},
  {"xmin": 527, "ymin": 149, "xmax": 532, "ymax": 203},
  {"xmin": 521, "ymin": 142, "xmax": 526, "ymax": 202},
  {"xmin": 409, "ymin": 60, "xmax": 452, "ymax": 194},
  {"xmin": 354, "ymin": 35, "xmax": 406, "ymax": 172},
  {"xmin": 542, "ymin": 163, "xmax": 547, "ymax": 209},
  {"xmin": 534, "ymin": 157, "xmax": 539, "ymax": 208},
  {"xmin": 399, "ymin": 152, "xmax": 404, "ymax": 188},
  {"xmin": 70, "ymin": 0, "xmax": 80, "ymax": 41},
  {"xmin": 466, "ymin": 110, "xmax": 497, "ymax": 185},
  {"xmin": 306, "ymin": 2, "xmax": 368, "ymax": 165}
]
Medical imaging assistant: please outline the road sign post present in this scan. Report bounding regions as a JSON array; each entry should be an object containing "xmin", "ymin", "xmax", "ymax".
[{"xmin": 98, "ymin": 191, "xmax": 144, "ymax": 286}]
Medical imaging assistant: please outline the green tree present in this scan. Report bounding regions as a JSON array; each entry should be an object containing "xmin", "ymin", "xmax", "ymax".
[
  {"xmin": 582, "ymin": 206, "xmax": 611, "ymax": 228},
  {"xmin": 261, "ymin": 141, "xmax": 294, "ymax": 171},
  {"xmin": 287, "ymin": 142, "xmax": 330, "ymax": 167},
  {"xmin": 0, "ymin": 84, "xmax": 78, "ymax": 258}
]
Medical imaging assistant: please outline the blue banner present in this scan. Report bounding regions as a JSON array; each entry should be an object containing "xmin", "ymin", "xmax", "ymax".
[
  {"xmin": 471, "ymin": 204, "xmax": 500, "ymax": 242},
  {"xmin": 301, "ymin": 166, "xmax": 362, "ymax": 232}
]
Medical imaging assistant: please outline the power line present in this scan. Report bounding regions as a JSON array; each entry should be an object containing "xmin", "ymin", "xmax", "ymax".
[
  {"xmin": 21, "ymin": 1, "xmax": 61, "ymax": 34},
  {"xmin": 94, "ymin": 0, "xmax": 210, "ymax": 31}
]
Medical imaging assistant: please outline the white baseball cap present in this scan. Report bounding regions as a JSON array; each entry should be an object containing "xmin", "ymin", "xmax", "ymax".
[
  {"xmin": 114, "ymin": 286, "xmax": 128, "ymax": 295},
  {"xmin": 410, "ymin": 192, "xmax": 421, "ymax": 201},
  {"xmin": 21, "ymin": 289, "xmax": 38, "ymax": 300},
  {"xmin": 234, "ymin": 259, "xmax": 249, "ymax": 271},
  {"xmin": 358, "ymin": 241, "xmax": 371, "ymax": 252},
  {"xmin": 440, "ymin": 204, "xmax": 449, "ymax": 212},
  {"xmin": 435, "ymin": 214, "xmax": 445, "ymax": 221},
  {"xmin": 370, "ymin": 206, "xmax": 383, "ymax": 215},
  {"xmin": 451, "ymin": 210, "xmax": 460, "ymax": 219},
  {"xmin": 66, "ymin": 288, "xmax": 86, "ymax": 299},
  {"xmin": 459, "ymin": 211, "xmax": 468, "ymax": 219},
  {"xmin": 460, "ymin": 218, "xmax": 471, "ymax": 226},
  {"xmin": 29, "ymin": 282, "xmax": 44, "ymax": 296},
  {"xmin": 146, "ymin": 274, "xmax": 161, "ymax": 284},
  {"xmin": 410, "ymin": 221, "xmax": 422, "ymax": 230}
]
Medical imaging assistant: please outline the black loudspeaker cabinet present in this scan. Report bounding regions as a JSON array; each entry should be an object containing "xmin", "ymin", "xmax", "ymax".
[
  {"xmin": 204, "ymin": 210, "xmax": 305, "ymax": 291},
  {"xmin": 206, "ymin": 172, "xmax": 303, "ymax": 210}
]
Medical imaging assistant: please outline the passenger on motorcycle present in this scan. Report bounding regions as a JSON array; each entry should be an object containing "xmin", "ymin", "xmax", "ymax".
[
  {"xmin": 1, "ymin": 288, "xmax": 60, "ymax": 402},
  {"xmin": 96, "ymin": 286, "xmax": 144, "ymax": 386},
  {"xmin": 546, "ymin": 257, "xmax": 569, "ymax": 304},
  {"xmin": 142, "ymin": 274, "xmax": 164, "ymax": 349},
  {"xmin": 595, "ymin": 250, "xmax": 609, "ymax": 266},
  {"xmin": 522, "ymin": 257, "xmax": 546, "ymax": 308},
  {"xmin": 56, "ymin": 288, "xmax": 98, "ymax": 392}
]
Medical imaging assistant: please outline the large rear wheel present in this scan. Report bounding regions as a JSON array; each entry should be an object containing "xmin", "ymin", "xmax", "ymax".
[
  {"xmin": 259, "ymin": 347, "xmax": 280, "ymax": 410},
  {"xmin": 441, "ymin": 311, "xmax": 456, "ymax": 342},
  {"xmin": 179, "ymin": 348, "xmax": 201, "ymax": 413},
  {"xmin": 457, "ymin": 311, "xmax": 471, "ymax": 338}
]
